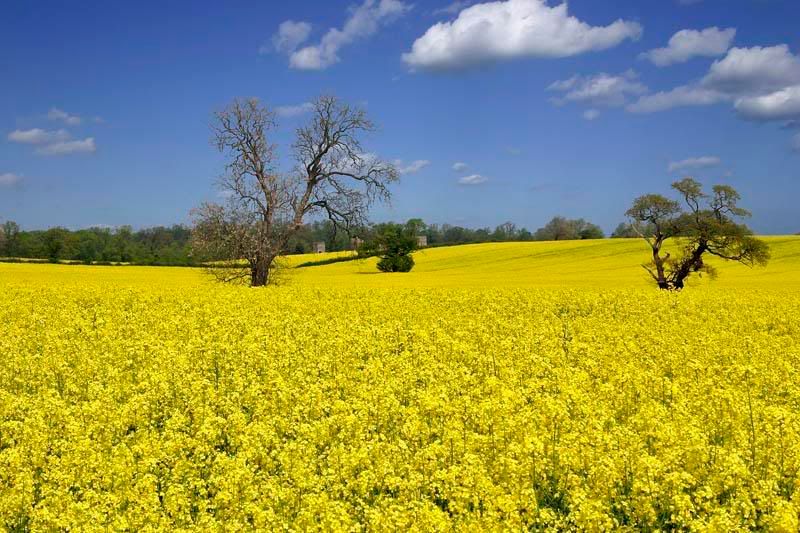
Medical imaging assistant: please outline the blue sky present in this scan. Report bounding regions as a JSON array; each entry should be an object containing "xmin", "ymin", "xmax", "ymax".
[{"xmin": 1, "ymin": 0, "xmax": 799, "ymax": 233}]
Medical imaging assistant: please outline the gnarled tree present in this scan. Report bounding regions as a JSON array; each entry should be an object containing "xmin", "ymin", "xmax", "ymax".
[
  {"xmin": 626, "ymin": 178, "xmax": 770, "ymax": 290},
  {"xmin": 192, "ymin": 96, "xmax": 398, "ymax": 286}
]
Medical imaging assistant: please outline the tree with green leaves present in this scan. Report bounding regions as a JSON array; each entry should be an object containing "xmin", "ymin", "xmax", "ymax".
[
  {"xmin": 626, "ymin": 178, "xmax": 770, "ymax": 290},
  {"xmin": 611, "ymin": 222, "xmax": 646, "ymax": 238},
  {"xmin": 359, "ymin": 223, "xmax": 417, "ymax": 273},
  {"xmin": 404, "ymin": 218, "xmax": 427, "ymax": 237},
  {"xmin": 42, "ymin": 227, "xmax": 74, "ymax": 263},
  {"xmin": 1, "ymin": 221, "xmax": 20, "ymax": 257},
  {"xmin": 533, "ymin": 216, "xmax": 604, "ymax": 241}
]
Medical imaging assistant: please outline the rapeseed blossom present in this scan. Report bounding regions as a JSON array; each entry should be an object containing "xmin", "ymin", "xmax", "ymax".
[{"xmin": 1, "ymin": 262, "xmax": 799, "ymax": 529}]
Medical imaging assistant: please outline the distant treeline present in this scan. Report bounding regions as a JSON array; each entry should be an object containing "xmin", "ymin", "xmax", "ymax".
[
  {"xmin": 0, "ymin": 217, "xmax": 640, "ymax": 265},
  {"xmin": 353, "ymin": 217, "xmax": 609, "ymax": 251},
  {"xmin": 0, "ymin": 222, "xmax": 195, "ymax": 265},
  {"xmin": 346, "ymin": 218, "xmax": 641, "ymax": 250}
]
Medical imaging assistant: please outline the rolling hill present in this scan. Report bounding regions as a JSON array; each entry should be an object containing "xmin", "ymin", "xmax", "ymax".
[
  {"xmin": 2, "ymin": 236, "xmax": 798, "ymax": 290},
  {"xmin": 288, "ymin": 236, "xmax": 800, "ymax": 289}
]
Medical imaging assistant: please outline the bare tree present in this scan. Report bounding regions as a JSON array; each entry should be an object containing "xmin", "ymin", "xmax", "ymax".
[
  {"xmin": 626, "ymin": 178, "xmax": 770, "ymax": 290},
  {"xmin": 192, "ymin": 96, "xmax": 398, "ymax": 286}
]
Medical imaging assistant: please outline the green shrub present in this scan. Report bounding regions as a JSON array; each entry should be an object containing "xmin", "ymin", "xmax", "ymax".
[
  {"xmin": 377, "ymin": 254, "xmax": 414, "ymax": 273},
  {"xmin": 359, "ymin": 223, "xmax": 417, "ymax": 273}
]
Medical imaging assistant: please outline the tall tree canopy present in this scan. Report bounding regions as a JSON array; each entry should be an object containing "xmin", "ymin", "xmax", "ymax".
[{"xmin": 626, "ymin": 178, "xmax": 770, "ymax": 290}]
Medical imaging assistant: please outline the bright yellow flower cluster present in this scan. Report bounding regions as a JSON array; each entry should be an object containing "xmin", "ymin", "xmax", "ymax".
[{"xmin": 1, "ymin": 262, "xmax": 799, "ymax": 530}]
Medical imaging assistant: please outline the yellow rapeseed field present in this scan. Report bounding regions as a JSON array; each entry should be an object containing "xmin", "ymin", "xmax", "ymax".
[{"xmin": 1, "ymin": 237, "xmax": 799, "ymax": 530}]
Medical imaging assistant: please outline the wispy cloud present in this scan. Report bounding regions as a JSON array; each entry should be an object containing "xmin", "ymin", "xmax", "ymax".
[
  {"xmin": 8, "ymin": 128, "xmax": 70, "ymax": 145},
  {"xmin": 275, "ymin": 102, "xmax": 314, "ymax": 117},
  {"xmin": 627, "ymin": 86, "xmax": 726, "ymax": 114},
  {"xmin": 8, "ymin": 110, "xmax": 99, "ymax": 156},
  {"xmin": 452, "ymin": 161, "xmax": 468, "ymax": 171},
  {"xmin": 458, "ymin": 173, "xmax": 488, "ymax": 185},
  {"xmin": 36, "ymin": 138, "xmax": 96, "ymax": 156},
  {"xmin": 394, "ymin": 159, "xmax": 431, "ymax": 175},
  {"xmin": 0, "ymin": 172, "xmax": 22, "ymax": 186},
  {"xmin": 668, "ymin": 156, "xmax": 721, "ymax": 173},
  {"xmin": 47, "ymin": 107, "xmax": 81, "ymax": 126},
  {"xmin": 277, "ymin": 0, "xmax": 412, "ymax": 70},
  {"xmin": 583, "ymin": 109, "xmax": 601, "ymax": 121},
  {"xmin": 433, "ymin": 1, "xmax": 473, "ymax": 16},
  {"xmin": 266, "ymin": 20, "xmax": 312, "ymax": 54},
  {"xmin": 549, "ymin": 70, "xmax": 647, "ymax": 108}
]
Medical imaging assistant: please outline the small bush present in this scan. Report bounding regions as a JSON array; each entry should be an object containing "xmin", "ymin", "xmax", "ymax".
[
  {"xmin": 359, "ymin": 223, "xmax": 417, "ymax": 273},
  {"xmin": 377, "ymin": 254, "xmax": 414, "ymax": 273}
]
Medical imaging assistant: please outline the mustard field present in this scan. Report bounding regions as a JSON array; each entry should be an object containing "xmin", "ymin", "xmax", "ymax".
[
  {"xmin": 1, "ymin": 237, "xmax": 800, "ymax": 530},
  {"xmin": 3, "ymin": 236, "xmax": 799, "ymax": 290}
]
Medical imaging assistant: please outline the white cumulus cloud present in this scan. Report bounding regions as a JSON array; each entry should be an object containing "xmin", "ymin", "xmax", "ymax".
[
  {"xmin": 668, "ymin": 156, "xmax": 721, "ymax": 173},
  {"xmin": 452, "ymin": 161, "xmax": 468, "ymax": 171},
  {"xmin": 8, "ymin": 128, "xmax": 71, "ymax": 145},
  {"xmin": 628, "ymin": 45, "xmax": 800, "ymax": 115},
  {"xmin": 734, "ymin": 85, "xmax": 800, "ymax": 122},
  {"xmin": 701, "ymin": 45, "xmax": 800, "ymax": 95},
  {"xmin": 47, "ymin": 107, "xmax": 81, "ymax": 126},
  {"xmin": 641, "ymin": 27, "xmax": 735, "ymax": 67},
  {"xmin": 402, "ymin": 0, "xmax": 642, "ymax": 71},
  {"xmin": 36, "ymin": 137, "xmax": 96, "ymax": 156},
  {"xmin": 284, "ymin": 0, "xmax": 411, "ymax": 70},
  {"xmin": 0, "ymin": 172, "xmax": 22, "ymax": 186},
  {"xmin": 458, "ymin": 174, "xmax": 488, "ymax": 185}
]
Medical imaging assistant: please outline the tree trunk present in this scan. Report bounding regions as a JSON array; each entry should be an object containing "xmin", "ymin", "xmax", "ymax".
[
  {"xmin": 250, "ymin": 256, "xmax": 271, "ymax": 287},
  {"xmin": 655, "ymin": 260, "xmax": 669, "ymax": 290},
  {"xmin": 671, "ymin": 244, "xmax": 707, "ymax": 290},
  {"xmin": 651, "ymin": 242, "xmax": 670, "ymax": 290}
]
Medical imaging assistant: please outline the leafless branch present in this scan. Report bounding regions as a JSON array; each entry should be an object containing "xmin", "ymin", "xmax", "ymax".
[{"xmin": 192, "ymin": 95, "xmax": 397, "ymax": 286}]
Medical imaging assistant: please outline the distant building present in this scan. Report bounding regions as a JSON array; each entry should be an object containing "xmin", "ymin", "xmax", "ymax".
[
  {"xmin": 313, "ymin": 241, "xmax": 326, "ymax": 254},
  {"xmin": 417, "ymin": 235, "xmax": 428, "ymax": 248},
  {"xmin": 350, "ymin": 237, "xmax": 364, "ymax": 250}
]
